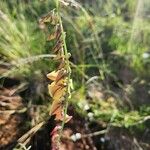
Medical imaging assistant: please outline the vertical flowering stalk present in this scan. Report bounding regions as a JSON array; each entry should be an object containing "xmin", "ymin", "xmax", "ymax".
[{"xmin": 39, "ymin": 6, "xmax": 72, "ymax": 149}]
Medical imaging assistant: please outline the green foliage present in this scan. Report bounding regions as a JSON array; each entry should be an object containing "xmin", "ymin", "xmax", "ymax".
[
  {"xmin": 0, "ymin": 0, "xmax": 55, "ymax": 78},
  {"xmin": 0, "ymin": 0, "xmax": 150, "ymax": 135},
  {"xmin": 72, "ymin": 91, "xmax": 150, "ymax": 128}
]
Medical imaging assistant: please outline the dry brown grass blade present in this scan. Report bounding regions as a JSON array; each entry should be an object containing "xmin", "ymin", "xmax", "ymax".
[
  {"xmin": 17, "ymin": 121, "xmax": 45, "ymax": 146},
  {"xmin": 0, "ymin": 87, "xmax": 24, "ymax": 125}
]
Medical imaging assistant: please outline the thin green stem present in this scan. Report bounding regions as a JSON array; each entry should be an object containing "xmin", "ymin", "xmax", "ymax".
[
  {"xmin": 58, "ymin": 15, "xmax": 71, "ymax": 137},
  {"xmin": 55, "ymin": 0, "xmax": 72, "ymax": 141},
  {"xmin": 56, "ymin": 0, "xmax": 59, "ymax": 12}
]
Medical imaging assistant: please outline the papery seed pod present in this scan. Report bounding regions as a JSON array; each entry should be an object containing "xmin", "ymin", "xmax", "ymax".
[
  {"xmin": 55, "ymin": 69, "xmax": 67, "ymax": 82},
  {"xmin": 53, "ymin": 49, "xmax": 64, "ymax": 60},
  {"xmin": 47, "ymin": 69, "xmax": 67, "ymax": 82},
  {"xmin": 53, "ymin": 86, "xmax": 66, "ymax": 101},
  {"xmin": 47, "ymin": 70, "xmax": 60, "ymax": 81},
  {"xmin": 56, "ymin": 78, "xmax": 67, "ymax": 86},
  {"xmin": 48, "ymin": 80, "xmax": 66, "ymax": 99},
  {"xmin": 47, "ymin": 33, "xmax": 57, "ymax": 41},
  {"xmin": 50, "ymin": 101, "xmax": 72, "ymax": 123},
  {"xmin": 47, "ymin": 25, "xmax": 62, "ymax": 41},
  {"xmin": 58, "ymin": 59, "xmax": 66, "ymax": 70},
  {"xmin": 48, "ymin": 83, "xmax": 60, "ymax": 97},
  {"xmin": 53, "ymin": 39, "xmax": 64, "ymax": 53},
  {"xmin": 55, "ymin": 24, "xmax": 62, "ymax": 40},
  {"xmin": 39, "ymin": 10, "xmax": 58, "ymax": 25}
]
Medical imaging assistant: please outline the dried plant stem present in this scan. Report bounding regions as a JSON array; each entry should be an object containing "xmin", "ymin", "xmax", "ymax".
[{"xmin": 13, "ymin": 54, "xmax": 56, "ymax": 66}]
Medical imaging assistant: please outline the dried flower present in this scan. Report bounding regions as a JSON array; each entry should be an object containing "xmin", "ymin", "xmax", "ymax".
[{"xmin": 39, "ymin": 10, "xmax": 72, "ymax": 123}]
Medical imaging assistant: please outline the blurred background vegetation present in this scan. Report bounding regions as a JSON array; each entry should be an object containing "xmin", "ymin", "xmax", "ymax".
[{"xmin": 0, "ymin": 0, "xmax": 150, "ymax": 149}]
